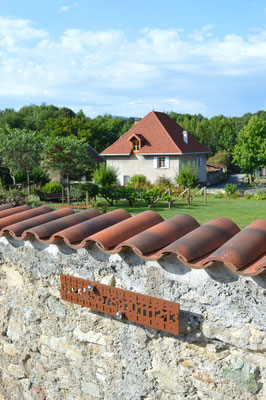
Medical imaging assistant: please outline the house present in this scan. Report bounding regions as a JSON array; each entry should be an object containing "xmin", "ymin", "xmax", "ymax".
[
  {"xmin": 100, "ymin": 111, "xmax": 210, "ymax": 185},
  {"xmin": 206, "ymin": 162, "xmax": 227, "ymax": 186}
]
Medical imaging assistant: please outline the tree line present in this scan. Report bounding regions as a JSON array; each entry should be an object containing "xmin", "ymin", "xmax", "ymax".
[
  {"xmin": 0, "ymin": 104, "xmax": 134, "ymax": 153},
  {"xmin": 0, "ymin": 104, "xmax": 265, "ymax": 180}
]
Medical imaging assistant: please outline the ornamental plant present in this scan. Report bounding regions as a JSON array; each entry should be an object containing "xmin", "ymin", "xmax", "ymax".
[
  {"xmin": 175, "ymin": 161, "xmax": 199, "ymax": 188},
  {"xmin": 93, "ymin": 163, "xmax": 118, "ymax": 188}
]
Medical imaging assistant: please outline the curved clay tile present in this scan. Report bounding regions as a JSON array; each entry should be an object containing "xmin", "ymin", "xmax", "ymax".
[
  {"xmin": 119, "ymin": 214, "xmax": 200, "ymax": 259},
  {"xmin": 90, "ymin": 210, "xmax": 164, "ymax": 252},
  {"xmin": 237, "ymin": 255, "xmax": 266, "ymax": 277},
  {"xmin": 0, "ymin": 205, "xmax": 31, "ymax": 220},
  {"xmin": 4, "ymin": 208, "xmax": 74, "ymax": 239},
  {"xmin": 24, "ymin": 208, "xmax": 101, "ymax": 241},
  {"xmin": 54, "ymin": 208, "xmax": 131, "ymax": 247},
  {"xmin": 0, "ymin": 206, "xmax": 54, "ymax": 232},
  {"xmin": 203, "ymin": 219, "xmax": 266, "ymax": 276},
  {"xmin": 160, "ymin": 217, "xmax": 240, "ymax": 264},
  {"xmin": 0, "ymin": 204, "xmax": 13, "ymax": 211}
]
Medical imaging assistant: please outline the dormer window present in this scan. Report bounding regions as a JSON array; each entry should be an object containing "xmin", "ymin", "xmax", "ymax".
[
  {"xmin": 128, "ymin": 134, "xmax": 142, "ymax": 153},
  {"xmin": 132, "ymin": 140, "xmax": 140, "ymax": 152}
]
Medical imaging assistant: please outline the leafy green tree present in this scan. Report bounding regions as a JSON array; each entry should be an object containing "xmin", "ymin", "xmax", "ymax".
[
  {"xmin": 207, "ymin": 151, "xmax": 231, "ymax": 167},
  {"xmin": 0, "ymin": 126, "xmax": 43, "ymax": 193},
  {"xmin": 18, "ymin": 104, "xmax": 60, "ymax": 131},
  {"xmin": 233, "ymin": 116, "xmax": 266, "ymax": 176},
  {"xmin": 42, "ymin": 136, "xmax": 94, "ymax": 205},
  {"xmin": 0, "ymin": 108, "xmax": 22, "ymax": 129}
]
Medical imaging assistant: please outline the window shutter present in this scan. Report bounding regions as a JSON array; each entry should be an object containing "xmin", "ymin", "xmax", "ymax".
[
  {"xmin": 165, "ymin": 156, "xmax": 170, "ymax": 168},
  {"xmin": 153, "ymin": 156, "xmax": 158, "ymax": 168}
]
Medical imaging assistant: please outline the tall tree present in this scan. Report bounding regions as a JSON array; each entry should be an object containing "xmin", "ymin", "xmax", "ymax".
[
  {"xmin": 0, "ymin": 127, "xmax": 43, "ymax": 193},
  {"xmin": 0, "ymin": 108, "xmax": 22, "ymax": 129},
  {"xmin": 233, "ymin": 116, "xmax": 266, "ymax": 176},
  {"xmin": 42, "ymin": 136, "xmax": 94, "ymax": 205}
]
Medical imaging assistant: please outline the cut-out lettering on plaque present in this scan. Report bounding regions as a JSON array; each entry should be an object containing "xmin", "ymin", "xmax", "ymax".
[{"xmin": 60, "ymin": 274, "xmax": 179, "ymax": 335}]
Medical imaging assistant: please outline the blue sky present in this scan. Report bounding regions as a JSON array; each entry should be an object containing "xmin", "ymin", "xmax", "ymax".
[{"xmin": 0, "ymin": 0, "xmax": 266, "ymax": 118}]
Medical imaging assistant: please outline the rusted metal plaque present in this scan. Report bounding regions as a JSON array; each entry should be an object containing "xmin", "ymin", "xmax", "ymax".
[{"xmin": 60, "ymin": 274, "xmax": 179, "ymax": 335}]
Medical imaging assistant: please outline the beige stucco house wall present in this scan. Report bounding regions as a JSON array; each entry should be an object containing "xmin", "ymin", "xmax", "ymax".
[{"xmin": 105, "ymin": 153, "xmax": 207, "ymax": 185}]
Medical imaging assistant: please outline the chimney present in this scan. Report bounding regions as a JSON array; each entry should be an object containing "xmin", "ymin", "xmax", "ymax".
[
  {"xmin": 183, "ymin": 130, "xmax": 188, "ymax": 144},
  {"xmin": 134, "ymin": 118, "xmax": 141, "ymax": 125}
]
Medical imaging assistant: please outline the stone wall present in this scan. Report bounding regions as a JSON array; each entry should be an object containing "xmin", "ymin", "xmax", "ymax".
[{"xmin": 0, "ymin": 236, "xmax": 265, "ymax": 400}]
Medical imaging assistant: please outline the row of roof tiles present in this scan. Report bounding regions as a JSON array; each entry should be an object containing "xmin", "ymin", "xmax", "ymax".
[{"xmin": 0, "ymin": 204, "xmax": 265, "ymax": 277}]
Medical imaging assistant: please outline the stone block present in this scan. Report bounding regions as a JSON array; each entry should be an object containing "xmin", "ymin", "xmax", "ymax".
[
  {"xmin": 81, "ymin": 381, "xmax": 101, "ymax": 398},
  {"xmin": 221, "ymin": 358, "xmax": 262, "ymax": 394}
]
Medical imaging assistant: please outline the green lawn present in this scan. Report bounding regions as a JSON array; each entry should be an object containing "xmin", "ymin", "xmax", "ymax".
[
  {"xmin": 96, "ymin": 196, "xmax": 265, "ymax": 229},
  {"xmin": 47, "ymin": 195, "xmax": 265, "ymax": 229}
]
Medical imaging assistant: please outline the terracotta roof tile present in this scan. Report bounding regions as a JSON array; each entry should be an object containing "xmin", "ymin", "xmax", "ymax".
[
  {"xmin": 90, "ymin": 210, "xmax": 163, "ymax": 252},
  {"xmin": 0, "ymin": 204, "xmax": 265, "ymax": 277},
  {"xmin": 24, "ymin": 208, "xmax": 101, "ymax": 242},
  {"xmin": 0, "ymin": 206, "xmax": 53, "ymax": 232},
  {"xmin": 119, "ymin": 214, "xmax": 200, "ymax": 259},
  {"xmin": 0, "ymin": 205, "xmax": 31, "ymax": 219},
  {"xmin": 161, "ymin": 217, "xmax": 240, "ymax": 264},
  {"xmin": 4, "ymin": 208, "xmax": 74, "ymax": 239},
  {"xmin": 203, "ymin": 219, "xmax": 266, "ymax": 276},
  {"xmin": 0, "ymin": 204, "xmax": 13, "ymax": 212},
  {"xmin": 52, "ymin": 208, "xmax": 131, "ymax": 247},
  {"xmin": 101, "ymin": 111, "xmax": 210, "ymax": 155}
]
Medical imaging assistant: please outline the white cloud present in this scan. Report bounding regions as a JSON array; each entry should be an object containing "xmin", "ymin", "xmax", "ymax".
[
  {"xmin": 0, "ymin": 17, "xmax": 265, "ymax": 116},
  {"xmin": 60, "ymin": 6, "xmax": 70, "ymax": 12},
  {"xmin": 0, "ymin": 17, "xmax": 47, "ymax": 50}
]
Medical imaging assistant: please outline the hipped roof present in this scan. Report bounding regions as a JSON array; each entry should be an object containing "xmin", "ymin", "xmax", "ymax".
[{"xmin": 101, "ymin": 111, "xmax": 210, "ymax": 155}]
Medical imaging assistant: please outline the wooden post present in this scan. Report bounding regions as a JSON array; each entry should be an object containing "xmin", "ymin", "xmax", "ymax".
[
  {"xmin": 187, "ymin": 188, "xmax": 191, "ymax": 206},
  {"xmin": 26, "ymin": 171, "xmax": 31, "ymax": 195},
  {"xmin": 66, "ymin": 176, "xmax": 71, "ymax": 206},
  {"xmin": 86, "ymin": 191, "xmax": 89, "ymax": 209},
  {"xmin": 61, "ymin": 185, "xmax": 64, "ymax": 206},
  {"xmin": 204, "ymin": 186, "xmax": 207, "ymax": 204},
  {"xmin": 168, "ymin": 188, "xmax": 171, "ymax": 209}
]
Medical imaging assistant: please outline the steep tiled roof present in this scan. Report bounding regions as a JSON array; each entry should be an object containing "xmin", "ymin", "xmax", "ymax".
[
  {"xmin": 101, "ymin": 111, "xmax": 210, "ymax": 155},
  {"xmin": 0, "ymin": 204, "xmax": 265, "ymax": 277}
]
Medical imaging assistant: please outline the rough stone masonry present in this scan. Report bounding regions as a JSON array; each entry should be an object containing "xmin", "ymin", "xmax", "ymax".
[{"xmin": 0, "ymin": 235, "xmax": 265, "ymax": 400}]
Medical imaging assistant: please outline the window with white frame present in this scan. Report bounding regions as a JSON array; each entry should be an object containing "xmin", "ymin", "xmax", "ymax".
[
  {"xmin": 154, "ymin": 156, "xmax": 169, "ymax": 169},
  {"xmin": 158, "ymin": 156, "xmax": 165, "ymax": 168}
]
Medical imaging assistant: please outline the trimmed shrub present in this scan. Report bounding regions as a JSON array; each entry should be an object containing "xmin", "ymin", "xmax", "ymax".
[
  {"xmin": 126, "ymin": 174, "xmax": 151, "ymax": 189},
  {"xmin": 42, "ymin": 182, "xmax": 62, "ymax": 194},
  {"xmin": 79, "ymin": 182, "xmax": 99, "ymax": 199}
]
